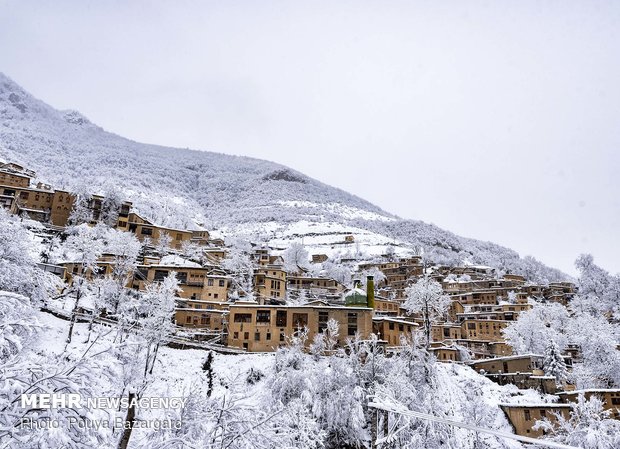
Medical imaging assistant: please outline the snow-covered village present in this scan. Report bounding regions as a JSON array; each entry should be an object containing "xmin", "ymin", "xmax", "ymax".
[{"xmin": 1, "ymin": 2, "xmax": 620, "ymax": 449}]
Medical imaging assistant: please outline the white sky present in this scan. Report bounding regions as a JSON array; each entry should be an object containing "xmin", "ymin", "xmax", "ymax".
[{"xmin": 1, "ymin": 0, "xmax": 618, "ymax": 275}]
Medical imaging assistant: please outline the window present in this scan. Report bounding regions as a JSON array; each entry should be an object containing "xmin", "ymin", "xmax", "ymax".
[
  {"xmin": 389, "ymin": 322, "xmax": 395, "ymax": 330},
  {"xmin": 207, "ymin": 279, "xmax": 214, "ymax": 286},
  {"xmin": 19, "ymin": 191, "xmax": 29, "ymax": 200},
  {"xmin": 318, "ymin": 311, "xmax": 329, "ymax": 333},
  {"xmin": 256, "ymin": 310, "xmax": 271, "ymax": 323},
  {"xmin": 233, "ymin": 313, "xmax": 252, "ymax": 323},
  {"xmin": 194, "ymin": 304, "xmax": 202, "ymax": 309},
  {"xmin": 244, "ymin": 332, "xmax": 249, "ymax": 340},
  {"xmin": 280, "ymin": 332, "xmax": 285, "ymax": 342},
  {"xmin": 540, "ymin": 410, "xmax": 546, "ymax": 419},
  {"xmin": 612, "ymin": 398, "xmax": 620, "ymax": 405},
  {"xmin": 154, "ymin": 270, "xmax": 168, "ymax": 282},
  {"xmin": 276, "ymin": 310, "xmax": 287, "ymax": 327},
  {"xmin": 254, "ymin": 332, "xmax": 260, "ymax": 341},
  {"xmin": 176, "ymin": 272, "xmax": 187, "ymax": 284},
  {"xmin": 219, "ymin": 279, "xmax": 225, "ymax": 287},
  {"xmin": 141, "ymin": 227, "xmax": 153, "ymax": 236},
  {"xmin": 233, "ymin": 332, "xmax": 238, "ymax": 339},
  {"xmin": 201, "ymin": 316, "xmax": 209, "ymax": 325},
  {"xmin": 347, "ymin": 313, "xmax": 358, "ymax": 336},
  {"xmin": 266, "ymin": 332, "xmax": 271, "ymax": 341},
  {"xmin": 186, "ymin": 316, "xmax": 192, "ymax": 324},
  {"xmin": 176, "ymin": 233, "xmax": 182, "ymax": 240},
  {"xmin": 524, "ymin": 410, "xmax": 531, "ymax": 421},
  {"xmin": 292, "ymin": 313, "xmax": 308, "ymax": 328}
]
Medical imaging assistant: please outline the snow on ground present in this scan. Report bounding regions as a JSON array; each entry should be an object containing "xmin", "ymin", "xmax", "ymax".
[
  {"xmin": 219, "ymin": 219, "xmax": 416, "ymax": 260},
  {"xmin": 278, "ymin": 201, "xmax": 396, "ymax": 222}
]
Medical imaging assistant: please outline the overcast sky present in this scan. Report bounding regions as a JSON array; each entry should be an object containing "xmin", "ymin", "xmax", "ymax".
[{"xmin": 1, "ymin": 1, "xmax": 618, "ymax": 275}]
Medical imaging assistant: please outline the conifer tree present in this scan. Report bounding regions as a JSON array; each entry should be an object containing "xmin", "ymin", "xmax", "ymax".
[{"xmin": 543, "ymin": 339, "xmax": 568, "ymax": 386}]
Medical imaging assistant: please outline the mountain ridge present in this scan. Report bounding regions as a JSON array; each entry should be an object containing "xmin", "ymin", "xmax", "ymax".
[{"xmin": 0, "ymin": 72, "xmax": 567, "ymax": 282}]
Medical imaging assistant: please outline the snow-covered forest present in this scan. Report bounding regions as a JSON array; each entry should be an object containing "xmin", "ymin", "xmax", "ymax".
[{"xmin": 0, "ymin": 72, "xmax": 565, "ymax": 283}]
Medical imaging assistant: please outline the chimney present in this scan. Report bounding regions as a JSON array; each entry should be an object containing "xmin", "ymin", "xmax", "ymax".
[{"xmin": 366, "ymin": 275, "xmax": 375, "ymax": 309}]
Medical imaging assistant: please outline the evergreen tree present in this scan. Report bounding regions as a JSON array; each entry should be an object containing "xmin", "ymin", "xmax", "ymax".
[{"xmin": 543, "ymin": 339, "xmax": 568, "ymax": 386}]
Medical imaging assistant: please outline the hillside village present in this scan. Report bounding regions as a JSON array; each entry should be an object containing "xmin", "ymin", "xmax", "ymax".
[{"xmin": 2, "ymin": 159, "xmax": 620, "ymax": 445}]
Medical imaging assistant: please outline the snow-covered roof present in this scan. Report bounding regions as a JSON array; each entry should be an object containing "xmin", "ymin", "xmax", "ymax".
[
  {"xmin": 498, "ymin": 403, "xmax": 571, "ymax": 408},
  {"xmin": 470, "ymin": 353, "xmax": 543, "ymax": 364},
  {"xmin": 558, "ymin": 389, "xmax": 620, "ymax": 395},
  {"xmin": 157, "ymin": 255, "xmax": 201, "ymax": 268},
  {"xmin": 372, "ymin": 316, "xmax": 419, "ymax": 326}
]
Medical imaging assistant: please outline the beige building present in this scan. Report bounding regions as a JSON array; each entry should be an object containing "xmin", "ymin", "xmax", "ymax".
[
  {"xmin": 558, "ymin": 389, "xmax": 620, "ymax": 419},
  {"xmin": 133, "ymin": 264, "xmax": 231, "ymax": 302},
  {"xmin": 460, "ymin": 319, "xmax": 508, "ymax": 341},
  {"xmin": 500, "ymin": 404, "xmax": 571, "ymax": 437},
  {"xmin": 123, "ymin": 212, "xmax": 193, "ymax": 249},
  {"xmin": 470, "ymin": 354, "xmax": 543, "ymax": 375},
  {"xmin": 227, "ymin": 302, "xmax": 373, "ymax": 351},
  {"xmin": 373, "ymin": 316, "xmax": 418, "ymax": 346},
  {"xmin": 287, "ymin": 275, "xmax": 346, "ymax": 297},
  {"xmin": 254, "ymin": 265, "xmax": 287, "ymax": 303}
]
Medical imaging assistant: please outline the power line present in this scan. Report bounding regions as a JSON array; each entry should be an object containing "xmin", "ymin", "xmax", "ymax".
[{"xmin": 368, "ymin": 399, "xmax": 579, "ymax": 449}]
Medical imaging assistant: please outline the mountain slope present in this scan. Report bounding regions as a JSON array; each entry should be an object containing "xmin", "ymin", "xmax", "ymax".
[{"xmin": 0, "ymin": 72, "xmax": 566, "ymax": 281}]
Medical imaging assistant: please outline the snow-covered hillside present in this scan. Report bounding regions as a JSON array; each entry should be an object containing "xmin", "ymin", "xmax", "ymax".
[{"xmin": 0, "ymin": 72, "xmax": 565, "ymax": 281}]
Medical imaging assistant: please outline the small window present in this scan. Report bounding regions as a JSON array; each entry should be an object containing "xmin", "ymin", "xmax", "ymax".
[
  {"xmin": 256, "ymin": 310, "xmax": 271, "ymax": 323},
  {"xmin": 233, "ymin": 313, "xmax": 252, "ymax": 323},
  {"xmin": 254, "ymin": 332, "xmax": 260, "ymax": 341},
  {"xmin": 347, "ymin": 313, "xmax": 358, "ymax": 336},
  {"xmin": 244, "ymin": 332, "xmax": 249, "ymax": 340},
  {"xmin": 185, "ymin": 316, "xmax": 192, "ymax": 324},
  {"xmin": 219, "ymin": 279, "xmax": 225, "ymax": 287},
  {"xmin": 141, "ymin": 227, "xmax": 153, "ymax": 236},
  {"xmin": 318, "ymin": 311, "xmax": 329, "ymax": 333},
  {"xmin": 292, "ymin": 313, "xmax": 308, "ymax": 328},
  {"xmin": 276, "ymin": 310, "xmax": 287, "ymax": 327},
  {"xmin": 524, "ymin": 410, "xmax": 531, "ymax": 421},
  {"xmin": 208, "ymin": 279, "xmax": 214, "ymax": 286},
  {"xmin": 266, "ymin": 332, "xmax": 271, "ymax": 341}
]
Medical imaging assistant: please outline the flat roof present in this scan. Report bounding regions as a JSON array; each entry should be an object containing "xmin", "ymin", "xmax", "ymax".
[
  {"xmin": 498, "ymin": 403, "xmax": 571, "ymax": 408},
  {"xmin": 470, "ymin": 353, "xmax": 543, "ymax": 364},
  {"xmin": 558, "ymin": 389, "xmax": 620, "ymax": 395},
  {"xmin": 229, "ymin": 303, "xmax": 372, "ymax": 311}
]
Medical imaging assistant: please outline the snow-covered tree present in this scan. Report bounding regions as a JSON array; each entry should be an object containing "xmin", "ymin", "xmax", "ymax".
[
  {"xmin": 322, "ymin": 261, "xmax": 352, "ymax": 286},
  {"xmin": 0, "ymin": 209, "xmax": 62, "ymax": 303},
  {"xmin": 180, "ymin": 239, "xmax": 202, "ymax": 262},
  {"xmin": 63, "ymin": 223, "xmax": 106, "ymax": 344},
  {"xmin": 575, "ymin": 253, "xmax": 620, "ymax": 317},
  {"xmin": 283, "ymin": 241, "xmax": 310, "ymax": 274},
  {"xmin": 155, "ymin": 231, "xmax": 172, "ymax": 255},
  {"xmin": 404, "ymin": 277, "xmax": 450, "ymax": 348},
  {"xmin": 568, "ymin": 314, "xmax": 620, "ymax": 388},
  {"xmin": 100, "ymin": 185, "xmax": 123, "ymax": 227},
  {"xmin": 503, "ymin": 302, "xmax": 570, "ymax": 354},
  {"xmin": 543, "ymin": 339, "xmax": 568, "ymax": 386},
  {"xmin": 140, "ymin": 272, "xmax": 179, "ymax": 376},
  {"xmin": 68, "ymin": 183, "xmax": 93, "ymax": 225},
  {"xmin": 221, "ymin": 246, "xmax": 254, "ymax": 301}
]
